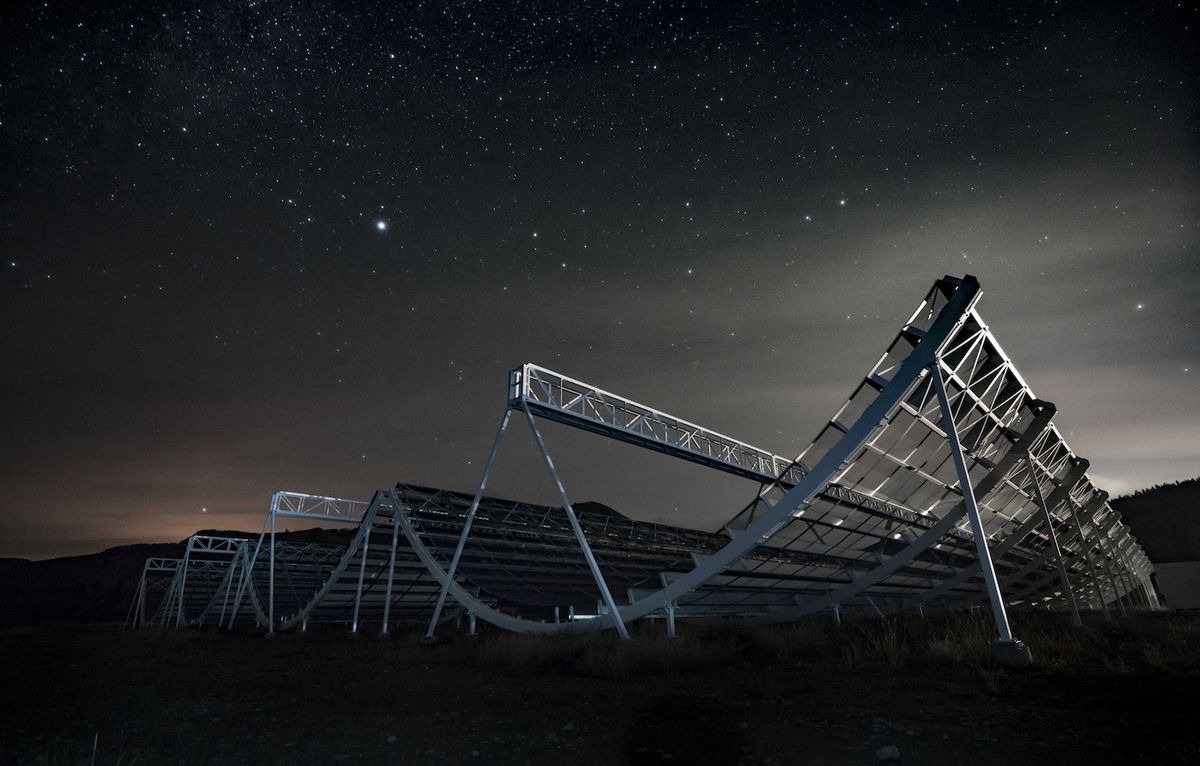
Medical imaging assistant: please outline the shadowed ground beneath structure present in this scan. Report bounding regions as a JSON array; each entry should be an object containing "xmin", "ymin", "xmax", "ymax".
[{"xmin": 0, "ymin": 615, "xmax": 1196, "ymax": 765}]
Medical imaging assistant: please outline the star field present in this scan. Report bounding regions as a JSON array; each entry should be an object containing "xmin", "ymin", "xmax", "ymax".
[{"xmin": 1, "ymin": 1, "xmax": 1197, "ymax": 558}]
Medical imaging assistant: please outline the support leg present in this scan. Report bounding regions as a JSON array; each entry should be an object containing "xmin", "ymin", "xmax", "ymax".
[
  {"xmin": 1094, "ymin": 534, "xmax": 1127, "ymax": 617},
  {"xmin": 351, "ymin": 524, "xmax": 372, "ymax": 634},
  {"xmin": 381, "ymin": 514, "xmax": 401, "ymax": 636},
  {"xmin": 426, "ymin": 410, "xmax": 512, "ymax": 638},
  {"xmin": 1029, "ymin": 474, "xmax": 1083, "ymax": 627},
  {"xmin": 268, "ymin": 507, "xmax": 277, "ymax": 636},
  {"xmin": 218, "ymin": 546, "xmax": 240, "ymax": 628},
  {"xmin": 1067, "ymin": 506, "xmax": 1111, "ymax": 620},
  {"xmin": 228, "ymin": 512, "xmax": 270, "ymax": 629},
  {"xmin": 930, "ymin": 362, "xmax": 1030, "ymax": 666},
  {"xmin": 524, "ymin": 409, "xmax": 630, "ymax": 640},
  {"xmin": 175, "ymin": 539, "xmax": 194, "ymax": 628},
  {"xmin": 127, "ymin": 568, "xmax": 147, "ymax": 627}
]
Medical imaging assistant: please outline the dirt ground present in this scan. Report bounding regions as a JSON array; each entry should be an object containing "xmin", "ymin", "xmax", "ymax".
[{"xmin": 0, "ymin": 623, "xmax": 1196, "ymax": 765}]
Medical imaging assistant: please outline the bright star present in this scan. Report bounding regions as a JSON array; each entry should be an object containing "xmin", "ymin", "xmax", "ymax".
[{"xmin": 375, "ymin": 219, "xmax": 388, "ymax": 232}]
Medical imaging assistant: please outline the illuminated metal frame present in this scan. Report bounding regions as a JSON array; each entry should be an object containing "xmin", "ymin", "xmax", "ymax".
[
  {"xmin": 135, "ymin": 275, "xmax": 1156, "ymax": 645},
  {"xmin": 407, "ymin": 275, "xmax": 1154, "ymax": 643}
]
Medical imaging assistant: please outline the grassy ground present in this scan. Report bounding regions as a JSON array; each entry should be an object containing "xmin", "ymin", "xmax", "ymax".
[{"xmin": 0, "ymin": 611, "xmax": 1197, "ymax": 765}]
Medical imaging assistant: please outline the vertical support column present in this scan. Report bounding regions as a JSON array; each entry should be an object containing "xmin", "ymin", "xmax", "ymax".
[
  {"xmin": 1116, "ymin": 550, "xmax": 1139, "ymax": 611},
  {"xmin": 930, "ymin": 362, "xmax": 1030, "ymax": 665},
  {"xmin": 426, "ymin": 409, "xmax": 513, "ymax": 638},
  {"xmin": 157, "ymin": 578, "xmax": 173, "ymax": 627},
  {"xmin": 127, "ymin": 566, "xmax": 147, "ymax": 627},
  {"xmin": 175, "ymin": 538, "xmax": 194, "ymax": 628},
  {"xmin": 1029, "ymin": 474, "xmax": 1083, "ymax": 627},
  {"xmin": 1064, "ymin": 501, "xmax": 1110, "ymax": 619},
  {"xmin": 218, "ymin": 544, "xmax": 241, "ymax": 627},
  {"xmin": 524, "ymin": 409, "xmax": 631, "ymax": 640},
  {"xmin": 1091, "ymin": 518, "xmax": 1126, "ymax": 616},
  {"xmin": 658, "ymin": 574, "xmax": 678, "ymax": 637},
  {"xmin": 380, "ymin": 512, "xmax": 401, "ymax": 636},
  {"xmin": 351, "ymin": 524, "xmax": 372, "ymax": 634},
  {"xmin": 138, "ymin": 571, "xmax": 148, "ymax": 627},
  {"xmin": 833, "ymin": 602, "xmax": 842, "ymax": 626},
  {"xmin": 268, "ymin": 502, "xmax": 277, "ymax": 636},
  {"xmin": 468, "ymin": 612, "xmax": 477, "ymax": 635},
  {"xmin": 227, "ymin": 512, "xmax": 270, "ymax": 630},
  {"xmin": 1139, "ymin": 567, "xmax": 1160, "ymax": 610},
  {"xmin": 1146, "ymin": 573, "xmax": 1161, "ymax": 610}
]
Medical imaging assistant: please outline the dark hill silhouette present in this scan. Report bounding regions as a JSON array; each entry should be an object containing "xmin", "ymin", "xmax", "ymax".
[
  {"xmin": 0, "ymin": 528, "xmax": 353, "ymax": 627},
  {"xmin": 1112, "ymin": 477, "xmax": 1200, "ymax": 564}
]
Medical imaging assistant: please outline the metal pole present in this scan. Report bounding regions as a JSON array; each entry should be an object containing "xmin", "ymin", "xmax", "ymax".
[
  {"xmin": 175, "ymin": 539, "xmax": 194, "ymax": 628},
  {"xmin": 833, "ymin": 602, "xmax": 842, "ymax": 626},
  {"xmin": 157, "ymin": 578, "xmax": 171, "ymax": 627},
  {"xmin": 666, "ymin": 603, "xmax": 677, "ymax": 638},
  {"xmin": 1029, "ymin": 474, "xmax": 1082, "ymax": 627},
  {"xmin": 268, "ymin": 505, "xmax": 277, "ymax": 636},
  {"xmin": 227, "ymin": 512, "xmax": 270, "ymax": 629},
  {"xmin": 426, "ymin": 409, "xmax": 513, "ymax": 638},
  {"xmin": 218, "ymin": 544, "xmax": 241, "ymax": 627},
  {"xmin": 351, "ymin": 523, "xmax": 372, "ymax": 634},
  {"xmin": 127, "ymin": 567, "xmax": 147, "ymax": 627},
  {"xmin": 1116, "ymin": 554, "xmax": 1139, "ymax": 611},
  {"xmin": 1065, "ymin": 503, "xmax": 1110, "ymax": 619},
  {"xmin": 138, "ymin": 572, "xmax": 147, "ymax": 627},
  {"xmin": 1093, "ymin": 530, "xmax": 1127, "ymax": 616},
  {"xmin": 524, "ymin": 409, "xmax": 631, "ymax": 640},
  {"xmin": 1139, "ymin": 571, "xmax": 1159, "ymax": 609},
  {"xmin": 381, "ymin": 514, "xmax": 401, "ymax": 635},
  {"xmin": 930, "ymin": 362, "xmax": 1016, "ymax": 645},
  {"xmin": 468, "ymin": 612, "xmax": 477, "ymax": 635}
]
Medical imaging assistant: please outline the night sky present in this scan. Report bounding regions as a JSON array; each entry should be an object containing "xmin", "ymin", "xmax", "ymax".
[{"xmin": 3, "ymin": 2, "xmax": 1197, "ymax": 559}]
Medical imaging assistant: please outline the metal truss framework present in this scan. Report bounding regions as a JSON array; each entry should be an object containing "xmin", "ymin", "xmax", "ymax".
[
  {"xmin": 134, "ymin": 275, "xmax": 1157, "ymax": 646},
  {"xmin": 127, "ymin": 535, "xmax": 266, "ymax": 628},
  {"xmin": 409, "ymin": 274, "xmax": 1157, "ymax": 644}
]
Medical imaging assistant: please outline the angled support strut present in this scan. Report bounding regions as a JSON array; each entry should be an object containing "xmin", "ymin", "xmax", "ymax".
[
  {"xmin": 929, "ymin": 360, "xmax": 1019, "ymax": 649},
  {"xmin": 523, "ymin": 408, "xmax": 630, "ymax": 640},
  {"xmin": 425, "ymin": 409, "xmax": 513, "ymax": 638}
]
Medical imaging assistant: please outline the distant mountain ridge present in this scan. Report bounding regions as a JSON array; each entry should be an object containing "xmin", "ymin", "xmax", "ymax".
[
  {"xmin": 0, "ymin": 528, "xmax": 353, "ymax": 627},
  {"xmin": 1112, "ymin": 477, "xmax": 1200, "ymax": 564}
]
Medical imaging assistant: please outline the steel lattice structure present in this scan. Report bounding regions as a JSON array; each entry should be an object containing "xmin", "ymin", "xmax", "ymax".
[{"xmin": 133, "ymin": 275, "xmax": 1157, "ymax": 654}]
